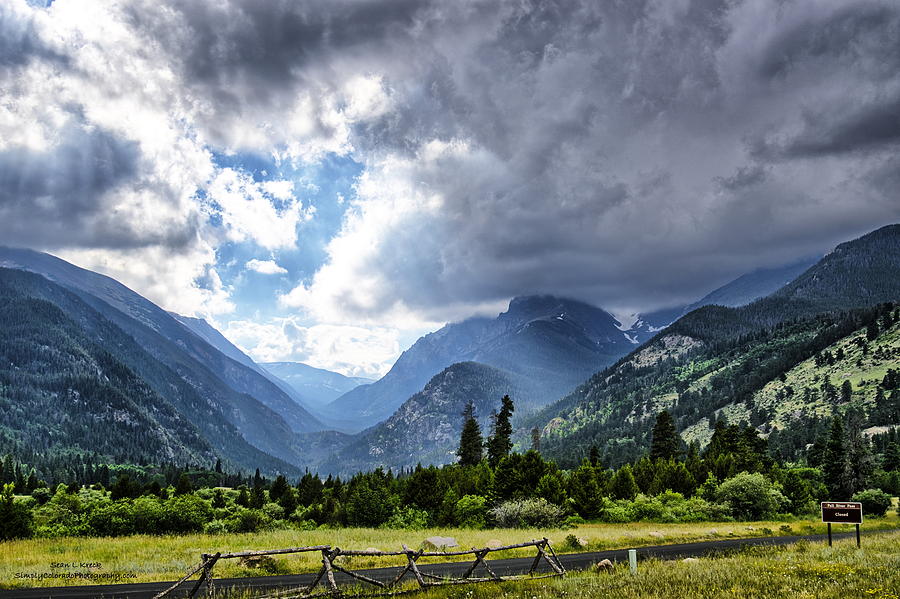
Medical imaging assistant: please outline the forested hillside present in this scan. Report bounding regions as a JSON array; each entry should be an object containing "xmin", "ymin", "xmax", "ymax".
[
  {"xmin": 0, "ymin": 268, "xmax": 299, "ymax": 476},
  {"xmin": 537, "ymin": 225, "xmax": 900, "ymax": 467}
]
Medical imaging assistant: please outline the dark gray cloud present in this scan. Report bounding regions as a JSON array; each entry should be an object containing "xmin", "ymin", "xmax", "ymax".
[
  {"xmin": 0, "ymin": 121, "xmax": 194, "ymax": 249},
  {"xmin": 6, "ymin": 0, "xmax": 900, "ymax": 321}
]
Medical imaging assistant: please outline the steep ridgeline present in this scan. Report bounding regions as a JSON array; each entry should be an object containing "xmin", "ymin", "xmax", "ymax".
[
  {"xmin": 630, "ymin": 257, "xmax": 818, "ymax": 342},
  {"xmin": 0, "ymin": 269, "xmax": 299, "ymax": 475},
  {"xmin": 321, "ymin": 362, "xmax": 521, "ymax": 474},
  {"xmin": 536, "ymin": 224, "xmax": 900, "ymax": 467},
  {"xmin": 324, "ymin": 296, "xmax": 637, "ymax": 431},
  {"xmin": 261, "ymin": 362, "xmax": 370, "ymax": 408},
  {"xmin": 0, "ymin": 247, "xmax": 324, "ymax": 439}
]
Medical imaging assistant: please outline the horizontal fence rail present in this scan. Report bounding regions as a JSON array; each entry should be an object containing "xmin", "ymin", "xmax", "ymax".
[{"xmin": 153, "ymin": 538, "xmax": 565, "ymax": 599}]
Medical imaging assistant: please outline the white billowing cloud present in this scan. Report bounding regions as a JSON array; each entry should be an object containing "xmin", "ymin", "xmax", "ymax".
[
  {"xmin": 58, "ymin": 241, "xmax": 235, "ymax": 317},
  {"xmin": 280, "ymin": 138, "xmax": 502, "ymax": 327},
  {"xmin": 207, "ymin": 168, "xmax": 311, "ymax": 251},
  {"xmin": 246, "ymin": 259, "xmax": 288, "ymax": 275},
  {"xmin": 222, "ymin": 318, "xmax": 400, "ymax": 378}
]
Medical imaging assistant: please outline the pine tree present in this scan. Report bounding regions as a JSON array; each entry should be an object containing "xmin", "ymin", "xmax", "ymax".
[
  {"xmin": 457, "ymin": 401, "xmax": 483, "ymax": 467},
  {"xmin": 174, "ymin": 473, "xmax": 193, "ymax": 496},
  {"xmin": 867, "ymin": 321, "xmax": 880, "ymax": 341},
  {"xmin": 840, "ymin": 380, "xmax": 853, "ymax": 403},
  {"xmin": 269, "ymin": 475, "xmax": 290, "ymax": 503},
  {"xmin": 486, "ymin": 395, "xmax": 514, "ymax": 468},
  {"xmin": 589, "ymin": 444, "xmax": 601, "ymax": 467},
  {"xmin": 884, "ymin": 442, "xmax": 900, "ymax": 472},
  {"xmin": 823, "ymin": 417, "xmax": 848, "ymax": 499},
  {"xmin": 845, "ymin": 409, "xmax": 875, "ymax": 495},
  {"xmin": 649, "ymin": 410, "xmax": 681, "ymax": 461},
  {"xmin": 608, "ymin": 464, "xmax": 639, "ymax": 500},
  {"xmin": 530, "ymin": 427, "xmax": 541, "ymax": 453}
]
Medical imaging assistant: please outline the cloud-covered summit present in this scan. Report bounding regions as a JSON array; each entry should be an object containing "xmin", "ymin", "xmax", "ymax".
[{"xmin": 2, "ymin": 0, "xmax": 899, "ymax": 374}]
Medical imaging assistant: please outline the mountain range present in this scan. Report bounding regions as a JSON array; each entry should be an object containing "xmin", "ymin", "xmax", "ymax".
[
  {"xmin": 3, "ymin": 224, "xmax": 899, "ymax": 476},
  {"xmin": 320, "ymin": 295, "xmax": 639, "ymax": 432}
]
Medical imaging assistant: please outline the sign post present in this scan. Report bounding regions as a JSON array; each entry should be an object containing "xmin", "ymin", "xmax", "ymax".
[{"xmin": 820, "ymin": 502, "xmax": 863, "ymax": 548}]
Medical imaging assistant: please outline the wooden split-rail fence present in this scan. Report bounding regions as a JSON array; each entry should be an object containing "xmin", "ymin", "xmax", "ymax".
[{"xmin": 152, "ymin": 538, "xmax": 565, "ymax": 599}]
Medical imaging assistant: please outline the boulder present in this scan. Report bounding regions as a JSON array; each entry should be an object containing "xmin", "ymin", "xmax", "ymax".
[
  {"xmin": 364, "ymin": 547, "xmax": 380, "ymax": 553},
  {"xmin": 485, "ymin": 539, "xmax": 505, "ymax": 549},
  {"xmin": 422, "ymin": 536, "xmax": 459, "ymax": 551},
  {"xmin": 593, "ymin": 559, "xmax": 615, "ymax": 573},
  {"xmin": 682, "ymin": 557, "xmax": 699, "ymax": 563},
  {"xmin": 648, "ymin": 531, "xmax": 664, "ymax": 539}
]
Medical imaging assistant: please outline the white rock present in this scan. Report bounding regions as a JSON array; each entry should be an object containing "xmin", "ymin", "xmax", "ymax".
[{"xmin": 422, "ymin": 536, "xmax": 459, "ymax": 551}]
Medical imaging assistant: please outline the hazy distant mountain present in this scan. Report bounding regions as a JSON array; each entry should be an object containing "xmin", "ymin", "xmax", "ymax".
[
  {"xmin": 261, "ymin": 362, "xmax": 371, "ymax": 407},
  {"xmin": 629, "ymin": 257, "xmax": 818, "ymax": 342},
  {"xmin": 324, "ymin": 295, "xmax": 637, "ymax": 431}
]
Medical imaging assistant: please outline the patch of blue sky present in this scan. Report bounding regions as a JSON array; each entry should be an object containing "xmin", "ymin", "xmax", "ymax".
[{"xmin": 207, "ymin": 150, "xmax": 364, "ymax": 320}]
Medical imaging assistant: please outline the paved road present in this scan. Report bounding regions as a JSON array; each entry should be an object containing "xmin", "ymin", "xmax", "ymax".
[{"xmin": 1, "ymin": 529, "xmax": 891, "ymax": 599}]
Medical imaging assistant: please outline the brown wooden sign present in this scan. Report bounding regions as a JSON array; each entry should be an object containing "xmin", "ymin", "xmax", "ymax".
[{"xmin": 821, "ymin": 501, "xmax": 863, "ymax": 524}]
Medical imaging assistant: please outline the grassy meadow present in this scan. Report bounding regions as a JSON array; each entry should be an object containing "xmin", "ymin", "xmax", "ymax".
[
  {"xmin": 412, "ymin": 530, "xmax": 900, "ymax": 599},
  {"xmin": 1, "ymin": 512, "xmax": 897, "ymax": 589}
]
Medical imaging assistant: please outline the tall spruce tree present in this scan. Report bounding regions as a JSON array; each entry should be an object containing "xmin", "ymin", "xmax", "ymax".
[
  {"xmin": 649, "ymin": 410, "xmax": 681, "ymax": 461},
  {"xmin": 487, "ymin": 395, "xmax": 515, "ymax": 468},
  {"xmin": 457, "ymin": 401, "xmax": 483, "ymax": 467},
  {"xmin": 823, "ymin": 416, "xmax": 848, "ymax": 499}
]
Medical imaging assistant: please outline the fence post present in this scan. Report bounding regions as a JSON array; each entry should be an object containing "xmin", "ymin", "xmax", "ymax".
[{"xmin": 628, "ymin": 549, "xmax": 637, "ymax": 575}]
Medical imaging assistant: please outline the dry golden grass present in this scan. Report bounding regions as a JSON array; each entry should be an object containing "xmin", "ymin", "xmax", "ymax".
[{"xmin": 1, "ymin": 512, "xmax": 897, "ymax": 589}]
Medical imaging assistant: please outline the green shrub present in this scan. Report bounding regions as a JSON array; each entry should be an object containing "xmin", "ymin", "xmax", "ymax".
[
  {"xmin": 30, "ymin": 487, "xmax": 52, "ymax": 505},
  {"xmin": 203, "ymin": 519, "xmax": 228, "ymax": 534},
  {"xmin": 0, "ymin": 483, "xmax": 33, "ymax": 540},
  {"xmin": 716, "ymin": 473, "xmax": 788, "ymax": 520},
  {"xmin": 262, "ymin": 502, "xmax": 285, "ymax": 521},
  {"xmin": 383, "ymin": 505, "xmax": 429, "ymax": 529},
  {"xmin": 454, "ymin": 495, "xmax": 488, "ymax": 529},
  {"xmin": 161, "ymin": 495, "xmax": 213, "ymax": 533},
  {"xmin": 489, "ymin": 498, "xmax": 565, "ymax": 528},
  {"xmin": 851, "ymin": 488, "xmax": 892, "ymax": 517},
  {"xmin": 226, "ymin": 508, "xmax": 268, "ymax": 533}
]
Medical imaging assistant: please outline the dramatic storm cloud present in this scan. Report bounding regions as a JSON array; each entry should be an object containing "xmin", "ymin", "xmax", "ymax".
[{"xmin": 2, "ymin": 0, "xmax": 899, "ymax": 374}]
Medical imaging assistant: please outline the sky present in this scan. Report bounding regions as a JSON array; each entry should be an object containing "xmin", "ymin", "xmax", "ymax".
[{"xmin": 2, "ymin": 0, "xmax": 899, "ymax": 378}]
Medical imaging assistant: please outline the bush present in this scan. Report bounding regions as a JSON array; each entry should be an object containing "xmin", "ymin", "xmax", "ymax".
[
  {"xmin": 455, "ymin": 495, "xmax": 488, "ymax": 529},
  {"xmin": 162, "ymin": 495, "xmax": 213, "ymax": 533},
  {"xmin": 851, "ymin": 489, "xmax": 892, "ymax": 517},
  {"xmin": 716, "ymin": 473, "xmax": 788, "ymax": 520},
  {"xmin": 226, "ymin": 508, "xmax": 269, "ymax": 533},
  {"xmin": 203, "ymin": 519, "xmax": 228, "ymax": 534},
  {"xmin": 383, "ymin": 505, "xmax": 429, "ymax": 529},
  {"xmin": 30, "ymin": 487, "xmax": 52, "ymax": 505},
  {"xmin": 489, "ymin": 498, "xmax": 565, "ymax": 528},
  {"xmin": 0, "ymin": 484, "xmax": 33, "ymax": 540}
]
